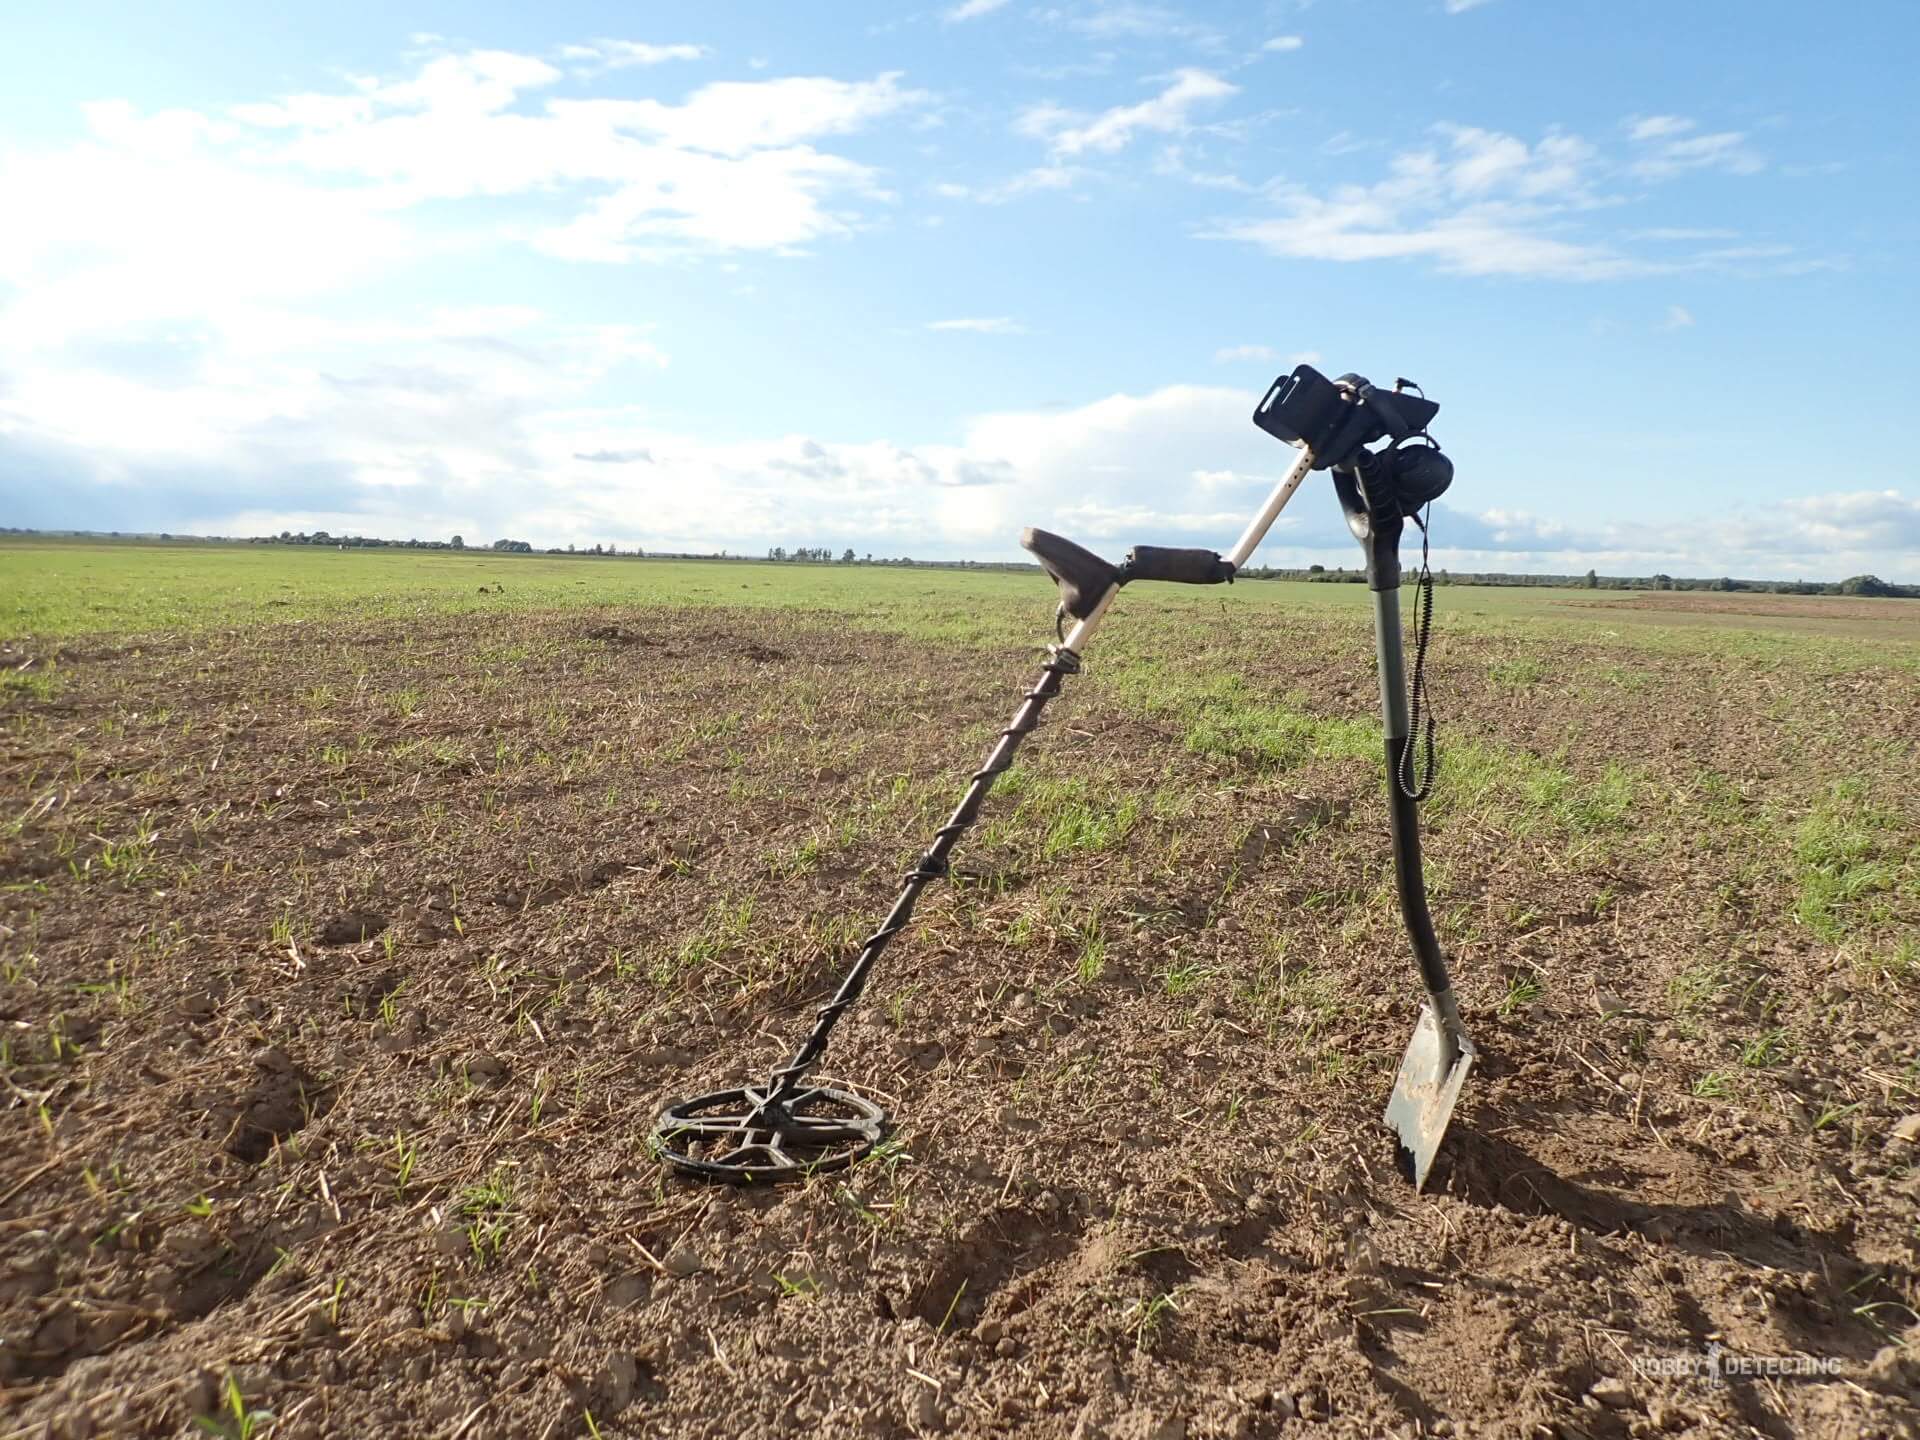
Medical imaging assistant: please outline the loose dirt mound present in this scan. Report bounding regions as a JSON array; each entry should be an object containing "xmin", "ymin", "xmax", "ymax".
[{"xmin": 0, "ymin": 604, "xmax": 1914, "ymax": 1438}]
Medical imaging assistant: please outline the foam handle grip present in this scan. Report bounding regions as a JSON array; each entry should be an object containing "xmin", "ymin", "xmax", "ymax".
[{"xmin": 1125, "ymin": 546, "xmax": 1233, "ymax": 585}]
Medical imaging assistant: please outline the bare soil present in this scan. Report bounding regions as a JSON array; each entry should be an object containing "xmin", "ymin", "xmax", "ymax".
[
  {"xmin": 1543, "ymin": 590, "xmax": 1920, "ymax": 643},
  {"xmin": 1, "ymin": 603, "xmax": 1916, "ymax": 1440},
  {"xmin": 1557, "ymin": 594, "xmax": 1905, "ymax": 622}
]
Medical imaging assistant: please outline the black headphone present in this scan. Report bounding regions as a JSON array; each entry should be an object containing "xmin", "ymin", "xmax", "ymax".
[{"xmin": 1355, "ymin": 434, "xmax": 1452, "ymax": 523}]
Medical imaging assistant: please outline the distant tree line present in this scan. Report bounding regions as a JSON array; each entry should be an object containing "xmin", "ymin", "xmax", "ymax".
[
  {"xmin": 768, "ymin": 546, "xmax": 851, "ymax": 562},
  {"xmin": 761, "ymin": 547, "xmax": 1050, "ymax": 571},
  {"xmin": 258, "ymin": 530, "xmax": 466, "ymax": 549},
  {"xmin": 1241, "ymin": 562, "xmax": 1917, "ymax": 597},
  {"xmin": 244, "ymin": 531, "xmax": 645, "ymax": 557},
  {"xmin": 4, "ymin": 528, "xmax": 1914, "ymax": 596},
  {"xmin": 766, "ymin": 546, "xmax": 937, "ymax": 565}
]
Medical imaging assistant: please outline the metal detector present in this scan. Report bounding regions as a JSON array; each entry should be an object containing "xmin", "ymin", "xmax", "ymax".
[{"xmin": 654, "ymin": 363, "xmax": 1473, "ymax": 1189}]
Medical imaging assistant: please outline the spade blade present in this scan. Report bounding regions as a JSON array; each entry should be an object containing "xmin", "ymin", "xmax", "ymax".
[{"xmin": 1384, "ymin": 1002, "xmax": 1476, "ymax": 1191}]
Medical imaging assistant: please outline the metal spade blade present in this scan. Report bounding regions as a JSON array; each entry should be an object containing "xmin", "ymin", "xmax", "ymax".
[{"xmin": 1383, "ymin": 1002, "xmax": 1476, "ymax": 1191}]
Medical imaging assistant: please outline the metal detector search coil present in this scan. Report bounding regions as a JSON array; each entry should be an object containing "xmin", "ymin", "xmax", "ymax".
[{"xmin": 654, "ymin": 1084, "xmax": 889, "ymax": 1183}]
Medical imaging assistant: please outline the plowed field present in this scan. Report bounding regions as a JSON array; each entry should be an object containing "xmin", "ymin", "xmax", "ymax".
[{"xmin": 3, "ymin": 548, "xmax": 1917, "ymax": 1439}]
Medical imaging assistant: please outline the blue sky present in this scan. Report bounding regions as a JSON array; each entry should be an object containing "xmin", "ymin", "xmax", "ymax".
[{"xmin": 2, "ymin": 1, "xmax": 1916, "ymax": 578}]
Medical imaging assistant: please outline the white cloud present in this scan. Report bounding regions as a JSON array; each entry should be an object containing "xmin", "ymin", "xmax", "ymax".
[
  {"xmin": 204, "ymin": 53, "xmax": 928, "ymax": 261},
  {"xmin": 372, "ymin": 50, "xmax": 563, "ymax": 114},
  {"xmin": 1262, "ymin": 35, "xmax": 1305, "ymax": 52},
  {"xmin": 1661, "ymin": 304, "xmax": 1695, "ymax": 330},
  {"xmin": 0, "ymin": 45, "xmax": 934, "ymax": 540},
  {"xmin": 1625, "ymin": 114, "xmax": 1763, "ymax": 179},
  {"xmin": 1212, "ymin": 346, "xmax": 1321, "ymax": 371},
  {"xmin": 1153, "ymin": 145, "xmax": 1248, "ymax": 191},
  {"xmin": 1055, "ymin": 3, "xmax": 1218, "ymax": 42},
  {"xmin": 1627, "ymin": 114, "xmax": 1692, "ymax": 142},
  {"xmin": 1322, "ymin": 131, "xmax": 1377, "ymax": 157},
  {"xmin": 1444, "ymin": 0, "xmax": 1499, "ymax": 11},
  {"xmin": 1633, "ymin": 226, "xmax": 1738, "ymax": 242},
  {"xmin": 0, "ymin": 299, "xmax": 666, "ymax": 475},
  {"xmin": 1447, "ymin": 491, "xmax": 1920, "ymax": 579},
  {"xmin": 1209, "ymin": 123, "xmax": 1635, "ymax": 280},
  {"xmin": 560, "ymin": 39, "xmax": 707, "ymax": 71},
  {"xmin": 533, "ymin": 146, "xmax": 887, "ymax": 261},
  {"xmin": 1774, "ymin": 490, "xmax": 1920, "ymax": 562},
  {"xmin": 933, "ymin": 384, "xmax": 1281, "ymax": 545},
  {"xmin": 928, "ymin": 317, "xmax": 1029, "ymax": 334},
  {"xmin": 1210, "ymin": 119, "xmax": 1784, "ymax": 280},
  {"xmin": 946, "ymin": 0, "xmax": 1012, "ymax": 19},
  {"xmin": 932, "ymin": 165, "xmax": 1081, "ymax": 204},
  {"xmin": 9, "ymin": 334, "xmax": 1915, "ymax": 576},
  {"xmin": 1021, "ymin": 68, "xmax": 1236, "ymax": 158},
  {"xmin": 1190, "ymin": 468, "xmax": 1268, "ymax": 491},
  {"xmin": 572, "ymin": 73, "xmax": 921, "ymax": 157},
  {"xmin": 3, "ymin": 374, "xmax": 1309, "ymax": 559}
]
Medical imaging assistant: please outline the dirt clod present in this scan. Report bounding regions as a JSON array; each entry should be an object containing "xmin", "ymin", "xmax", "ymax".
[
  {"xmin": 1867, "ymin": 1344, "xmax": 1917, "ymax": 1391},
  {"xmin": 1588, "ymin": 1375, "xmax": 1633, "ymax": 1408},
  {"xmin": 315, "ymin": 911, "xmax": 388, "ymax": 946},
  {"xmin": 604, "ymin": 1273, "xmax": 648, "ymax": 1308},
  {"xmin": 462, "ymin": 1052, "xmax": 507, "ymax": 1086},
  {"xmin": 909, "ymin": 1382, "xmax": 945, "ymax": 1433},
  {"xmin": 663, "ymin": 1245, "xmax": 703, "ymax": 1278}
]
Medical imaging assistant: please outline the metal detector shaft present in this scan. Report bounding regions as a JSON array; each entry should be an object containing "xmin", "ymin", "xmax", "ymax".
[
  {"xmin": 761, "ymin": 462, "xmax": 1274, "ymax": 1109},
  {"xmin": 761, "ymin": 589, "xmax": 1120, "ymax": 1108},
  {"xmin": 664, "ymin": 442, "xmax": 1317, "ymax": 1183},
  {"xmin": 1226, "ymin": 446, "xmax": 1314, "ymax": 570}
]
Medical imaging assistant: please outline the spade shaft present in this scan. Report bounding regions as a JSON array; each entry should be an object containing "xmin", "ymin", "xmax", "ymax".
[
  {"xmin": 1374, "ymin": 582, "xmax": 1457, "ymax": 1014},
  {"xmin": 1358, "ymin": 499, "xmax": 1475, "ymax": 1190}
]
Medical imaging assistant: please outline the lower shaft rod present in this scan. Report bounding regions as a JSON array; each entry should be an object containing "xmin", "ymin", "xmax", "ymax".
[{"xmin": 763, "ymin": 635, "xmax": 1093, "ymax": 1103}]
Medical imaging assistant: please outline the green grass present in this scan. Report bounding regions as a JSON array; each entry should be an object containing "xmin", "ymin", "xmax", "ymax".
[
  {"xmin": 456, "ymin": 1166, "xmax": 518, "ymax": 1267},
  {"xmin": 1667, "ymin": 958, "xmax": 1734, "ymax": 1017},
  {"xmin": 1856, "ymin": 938, "xmax": 1919, "ymax": 991},
  {"xmin": 1431, "ymin": 744, "xmax": 1639, "ymax": 837},
  {"xmin": 654, "ymin": 897, "xmax": 757, "ymax": 989},
  {"xmin": 0, "ymin": 541, "xmax": 1059, "ymax": 637},
  {"xmin": 1100, "ymin": 663, "xmax": 1376, "ymax": 773},
  {"xmin": 1495, "ymin": 972, "xmax": 1544, "ymax": 1017},
  {"xmin": 1790, "ymin": 778, "xmax": 1914, "ymax": 942},
  {"xmin": 1242, "ymin": 952, "xmax": 1347, "ymax": 1043},
  {"xmin": 1693, "ymin": 1071, "xmax": 1734, "ymax": 1099},
  {"xmin": 1183, "ymin": 696, "xmax": 1377, "ymax": 771},
  {"xmin": 193, "ymin": 1374, "xmax": 273, "ymax": 1440},
  {"xmin": 8, "ymin": 540, "xmax": 1916, "ymax": 661},
  {"xmin": 1000, "ymin": 774, "xmax": 1144, "ymax": 859},
  {"xmin": 1487, "ymin": 655, "xmax": 1546, "ymax": 687},
  {"xmin": 0, "ymin": 666, "xmax": 60, "ymax": 701},
  {"xmin": 1739, "ymin": 1028, "xmax": 1788, "ymax": 1068},
  {"xmin": 1073, "ymin": 920, "xmax": 1107, "ymax": 983}
]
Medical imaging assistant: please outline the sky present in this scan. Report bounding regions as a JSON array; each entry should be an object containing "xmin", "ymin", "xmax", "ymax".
[{"xmin": 1, "ymin": 1, "xmax": 1917, "ymax": 579}]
